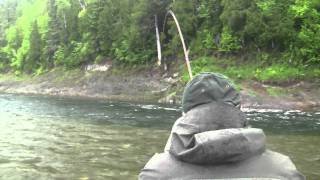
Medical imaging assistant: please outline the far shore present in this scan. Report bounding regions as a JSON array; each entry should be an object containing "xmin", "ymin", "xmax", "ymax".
[{"xmin": 0, "ymin": 68, "xmax": 319, "ymax": 111}]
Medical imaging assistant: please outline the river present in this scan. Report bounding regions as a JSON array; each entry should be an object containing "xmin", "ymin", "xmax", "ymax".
[{"xmin": 0, "ymin": 93, "xmax": 319, "ymax": 180}]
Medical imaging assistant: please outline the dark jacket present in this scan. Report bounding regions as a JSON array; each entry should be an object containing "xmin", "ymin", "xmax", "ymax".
[{"xmin": 139, "ymin": 73, "xmax": 305, "ymax": 180}]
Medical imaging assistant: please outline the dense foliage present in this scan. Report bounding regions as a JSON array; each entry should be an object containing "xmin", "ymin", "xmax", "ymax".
[{"xmin": 0, "ymin": 0, "xmax": 319, "ymax": 75}]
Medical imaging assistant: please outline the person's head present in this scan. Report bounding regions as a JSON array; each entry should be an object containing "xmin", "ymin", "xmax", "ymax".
[
  {"xmin": 182, "ymin": 72, "xmax": 241, "ymax": 113},
  {"xmin": 182, "ymin": 73, "xmax": 247, "ymax": 129}
]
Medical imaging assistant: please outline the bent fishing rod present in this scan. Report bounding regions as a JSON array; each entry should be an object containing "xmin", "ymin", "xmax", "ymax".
[{"xmin": 155, "ymin": 10, "xmax": 193, "ymax": 80}]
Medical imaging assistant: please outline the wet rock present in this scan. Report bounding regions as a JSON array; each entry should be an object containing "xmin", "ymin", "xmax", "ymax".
[
  {"xmin": 158, "ymin": 92, "xmax": 180, "ymax": 104},
  {"xmin": 173, "ymin": 73, "xmax": 179, "ymax": 78},
  {"xmin": 151, "ymin": 87, "xmax": 168, "ymax": 95},
  {"xmin": 164, "ymin": 77, "xmax": 179, "ymax": 85},
  {"xmin": 86, "ymin": 64, "xmax": 111, "ymax": 72}
]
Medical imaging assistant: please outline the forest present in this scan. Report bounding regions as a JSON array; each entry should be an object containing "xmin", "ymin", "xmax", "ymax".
[{"xmin": 0, "ymin": 0, "xmax": 319, "ymax": 82}]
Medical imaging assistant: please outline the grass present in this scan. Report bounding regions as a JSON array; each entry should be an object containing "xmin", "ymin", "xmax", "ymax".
[
  {"xmin": 181, "ymin": 56, "xmax": 320, "ymax": 85},
  {"xmin": 0, "ymin": 73, "xmax": 31, "ymax": 82},
  {"xmin": 266, "ymin": 86, "xmax": 288, "ymax": 97}
]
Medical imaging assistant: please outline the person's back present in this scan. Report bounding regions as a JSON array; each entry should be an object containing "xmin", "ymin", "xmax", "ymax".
[{"xmin": 139, "ymin": 73, "xmax": 305, "ymax": 180}]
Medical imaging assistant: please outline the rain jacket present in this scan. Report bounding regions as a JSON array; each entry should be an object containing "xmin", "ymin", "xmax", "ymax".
[{"xmin": 139, "ymin": 73, "xmax": 305, "ymax": 180}]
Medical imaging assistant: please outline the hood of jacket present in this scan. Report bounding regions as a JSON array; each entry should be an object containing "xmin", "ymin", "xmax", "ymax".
[
  {"xmin": 166, "ymin": 73, "xmax": 265, "ymax": 165},
  {"xmin": 166, "ymin": 102, "xmax": 266, "ymax": 165},
  {"xmin": 182, "ymin": 73, "xmax": 240, "ymax": 113}
]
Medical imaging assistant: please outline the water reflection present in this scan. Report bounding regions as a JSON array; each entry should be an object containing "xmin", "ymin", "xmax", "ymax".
[{"xmin": 0, "ymin": 93, "xmax": 319, "ymax": 179}]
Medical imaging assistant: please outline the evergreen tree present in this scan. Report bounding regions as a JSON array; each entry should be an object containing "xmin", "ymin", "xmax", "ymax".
[
  {"xmin": 24, "ymin": 21, "xmax": 42, "ymax": 73},
  {"xmin": 44, "ymin": 0, "xmax": 61, "ymax": 69},
  {"xmin": 0, "ymin": 0, "xmax": 319, "ymax": 73}
]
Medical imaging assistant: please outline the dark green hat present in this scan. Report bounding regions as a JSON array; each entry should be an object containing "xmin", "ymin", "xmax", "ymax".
[{"xmin": 182, "ymin": 73, "xmax": 240, "ymax": 113}]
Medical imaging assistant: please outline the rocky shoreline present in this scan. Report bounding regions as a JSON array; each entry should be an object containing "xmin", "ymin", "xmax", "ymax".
[{"xmin": 0, "ymin": 67, "xmax": 319, "ymax": 111}]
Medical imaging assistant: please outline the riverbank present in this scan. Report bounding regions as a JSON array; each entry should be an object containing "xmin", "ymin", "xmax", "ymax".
[{"xmin": 0, "ymin": 66, "xmax": 319, "ymax": 111}]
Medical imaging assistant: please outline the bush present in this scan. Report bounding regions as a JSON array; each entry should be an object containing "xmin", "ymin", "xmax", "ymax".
[
  {"xmin": 94, "ymin": 55, "xmax": 106, "ymax": 64},
  {"xmin": 218, "ymin": 27, "xmax": 241, "ymax": 53},
  {"xmin": 255, "ymin": 64, "xmax": 303, "ymax": 82}
]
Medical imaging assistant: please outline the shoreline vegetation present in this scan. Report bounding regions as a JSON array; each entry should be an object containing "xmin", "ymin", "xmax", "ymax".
[
  {"xmin": 0, "ymin": 62, "xmax": 319, "ymax": 111},
  {"xmin": 0, "ymin": 0, "xmax": 319, "ymax": 110}
]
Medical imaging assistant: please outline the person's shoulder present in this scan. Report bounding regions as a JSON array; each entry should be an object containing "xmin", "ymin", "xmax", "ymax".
[
  {"xmin": 143, "ymin": 153, "xmax": 173, "ymax": 167},
  {"xmin": 260, "ymin": 150, "xmax": 306, "ymax": 180},
  {"xmin": 139, "ymin": 152, "xmax": 204, "ymax": 180},
  {"xmin": 263, "ymin": 150, "xmax": 296, "ymax": 168},
  {"xmin": 139, "ymin": 151, "xmax": 305, "ymax": 180},
  {"xmin": 139, "ymin": 153, "xmax": 178, "ymax": 180}
]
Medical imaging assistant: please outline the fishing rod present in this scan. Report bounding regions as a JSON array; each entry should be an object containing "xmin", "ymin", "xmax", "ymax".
[{"xmin": 155, "ymin": 10, "xmax": 193, "ymax": 79}]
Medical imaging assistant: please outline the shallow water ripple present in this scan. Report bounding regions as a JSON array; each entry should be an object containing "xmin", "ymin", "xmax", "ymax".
[{"xmin": 0, "ymin": 94, "xmax": 319, "ymax": 180}]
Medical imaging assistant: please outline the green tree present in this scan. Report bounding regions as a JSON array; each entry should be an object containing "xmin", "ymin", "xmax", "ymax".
[
  {"xmin": 0, "ymin": 0, "xmax": 319, "ymax": 74},
  {"xmin": 194, "ymin": 0, "xmax": 223, "ymax": 54},
  {"xmin": 44, "ymin": 0, "xmax": 61, "ymax": 69},
  {"xmin": 290, "ymin": 0, "xmax": 320, "ymax": 64},
  {"xmin": 24, "ymin": 21, "xmax": 42, "ymax": 73}
]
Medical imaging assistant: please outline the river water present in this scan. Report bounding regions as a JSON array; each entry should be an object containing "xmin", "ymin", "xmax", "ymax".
[{"xmin": 0, "ymin": 93, "xmax": 319, "ymax": 180}]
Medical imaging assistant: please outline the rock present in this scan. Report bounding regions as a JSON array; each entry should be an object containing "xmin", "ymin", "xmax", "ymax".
[
  {"xmin": 158, "ymin": 92, "xmax": 178, "ymax": 104},
  {"xmin": 151, "ymin": 87, "xmax": 168, "ymax": 95},
  {"xmin": 164, "ymin": 77, "xmax": 179, "ymax": 85},
  {"xmin": 86, "ymin": 64, "xmax": 111, "ymax": 72},
  {"xmin": 162, "ymin": 73, "xmax": 168, "ymax": 78}
]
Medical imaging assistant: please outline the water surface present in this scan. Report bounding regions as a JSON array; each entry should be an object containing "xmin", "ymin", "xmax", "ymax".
[{"xmin": 0, "ymin": 94, "xmax": 319, "ymax": 179}]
